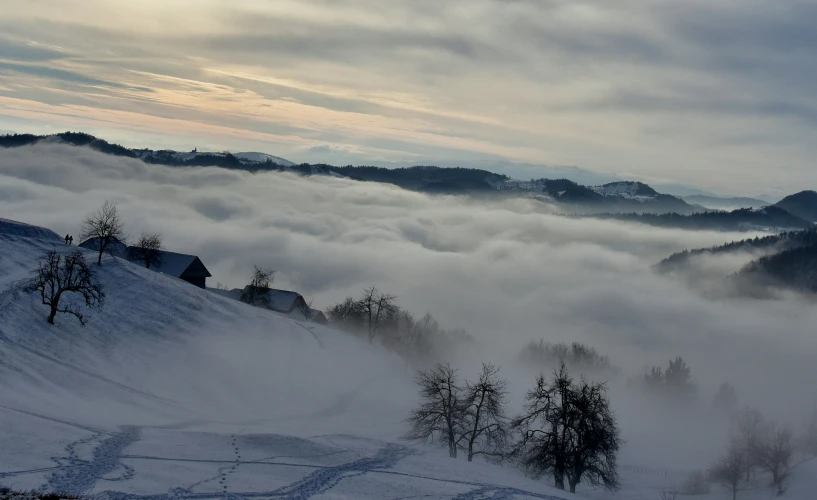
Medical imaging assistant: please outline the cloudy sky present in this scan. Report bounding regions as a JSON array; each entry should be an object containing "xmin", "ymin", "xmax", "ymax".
[{"xmin": 1, "ymin": 0, "xmax": 816, "ymax": 194}]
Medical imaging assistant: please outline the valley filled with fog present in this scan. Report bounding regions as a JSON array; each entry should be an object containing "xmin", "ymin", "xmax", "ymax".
[{"xmin": 2, "ymin": 144, "xmax": 817, "ymax": 498}]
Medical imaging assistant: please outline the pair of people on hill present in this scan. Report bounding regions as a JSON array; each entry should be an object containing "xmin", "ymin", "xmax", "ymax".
[{"xmin": 64, "ymin": 234, "xmax": 74, "ymax": 245}]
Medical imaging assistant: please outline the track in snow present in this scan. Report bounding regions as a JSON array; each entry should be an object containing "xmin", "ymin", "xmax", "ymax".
[{"xmin": 45, "ymin": 426, "xmax": 141, "ymax": 496}]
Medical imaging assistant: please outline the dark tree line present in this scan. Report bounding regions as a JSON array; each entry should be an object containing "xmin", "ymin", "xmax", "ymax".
[
  {"xmin": 326, "ymin": 288, "xmax": 472, "ymax": 362},
  {"xmin": 520, "ymin": 340, "xmax": 617, "ymax": 375},
  {"xmin": 643, "ymin": 356, "xmax": 696, "ymax": 400}
]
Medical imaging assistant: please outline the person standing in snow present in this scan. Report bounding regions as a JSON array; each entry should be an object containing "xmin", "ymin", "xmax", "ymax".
[
  {"xmin": 69, "ymin": 235, "xmax": 74, "ymax": 245},
  {"xmin": 64, "ymin": 234, "xmax": 70, "ymax": 245}
]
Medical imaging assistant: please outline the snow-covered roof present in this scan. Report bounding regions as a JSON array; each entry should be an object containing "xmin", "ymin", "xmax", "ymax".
[
  {"xmin": 241, "ymin": 286, "xmax": 307, "ymax": 313},
  {"xmin": 78, "ymin": 236, "xmax": 128, "ymax": 256},
  {"xmin": 151, "ymin": 250, "xmax": 211, "ymax": 279},
  {"xmin": 0, "ymin": 219, "xmax": 62, "ymax": 241}
]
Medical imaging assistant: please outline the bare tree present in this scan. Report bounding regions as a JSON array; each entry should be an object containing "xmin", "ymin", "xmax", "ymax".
[
  {"xmin": 681, "ymin": 470, "xmax": 710, "ymax": 495},
  {"xmin": 360, "ymin": 286, "xmax": 397, "ymax": 343},
  {"xmin": 803, "ymin": 406, "xmax": 817, "ymax": 457},
  {"xmin": 459, "ymin": 363, "xmax": 509, "ymax": 462},
  {"xmin": 80, "ymin": 200, "xmax": 126, "ymax": 266},
  {"xmin": 24, "ymin": 250, "xmax": 104, "ymax": 325},
  {"xmin": 326, "ymin": 297, "xmax": 366, "ymax": 332},
  {"xmin": 404, "ymin": 363, "xmax": 464, "ymax": 458},
  {"xmin": 129, "ymin": 232, "xmax": 163, "ymax": 269},
  {"xmin": 510, "ymin": 364, "xmax": 621, "ymax": 493},
  {"xmin": 733, "ymin": 408, "xmax": 768, "ymax": 481},
  {"xmin": 240, "ymin": 266, "xmax": 275, "ymax": 306},
  {"xmin": 711, "ymin": 440, "xmax": 745, "ymax": 500},
  {"xmin": 660, "ymin": 487, "xmax": 678, "ymax": 500},
  {"xmin": 755, "ymin": 425, "xmax": 793, "ymax": 493}
]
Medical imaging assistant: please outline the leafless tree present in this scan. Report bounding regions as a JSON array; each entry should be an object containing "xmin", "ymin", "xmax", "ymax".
[
  {"xmin": 733, "ymin": 408, "xmax": 768, "ymax": 480},
  {"xmin": 458, "ymin": 363, "xmax": 509, "ymax": 462},
  {"xmin": 326, "ymin": 297, "xmax": 366, "ymax": 331},
  {"xmin": 755, "ymin": 425, "xmax": 793, "ymax": 493},
  {"xmin": 404, "ymin": 363, "xmax": 464, "ymax": 458},
  {"xmin": 660, "ymin": 487, "xmax": 678, "ymax": 500},
  {"xmin": 129, "ymin": 232, "xmax": 163, "ymax": 269},
  {"xmin": 510, "ymin": 364, "xmax": 621, "ymax": 493},
  {"xmin": 24, "ymin": 250, "xmax": 104, "ymax": 325},
  {"xmin": 803, "ymin": 406, "xmax": 817, "ymax": 457},
  {"xmin": 240, "ymin": 266, "xmax": 275, "ymax": 306},
  {"xmin": 360, "ymin": 286, "xmax": 397, "ymax": 343},
  {"xmin": 80, "ymin": 200, "xmax": 126, "ymax": 265},
  {"xmin": 681, "ymin": 470, "xmax": 710, "ymax": 495},
  {"xmin": 711, "ymin": 440, "xmax": 745, "ymax": 500}
]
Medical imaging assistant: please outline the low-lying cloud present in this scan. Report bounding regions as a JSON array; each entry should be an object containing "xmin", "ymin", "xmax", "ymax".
[{"xmin": 2, "ymin": 144, "xmax": 816, "ymax": 462}]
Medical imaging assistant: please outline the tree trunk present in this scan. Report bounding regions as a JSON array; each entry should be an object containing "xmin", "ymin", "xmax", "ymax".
[
  {"xmin": 47, "ymin": 305, "xmax": 57, "ymax": 324},
  {"xmin": 569, "ymin": 479, "xmax": 578, "ymax": 493},
  {"xmin": 467, "ymin": 441, "xmax": 474, "ymax": 462},
  {"xmin": 97, "ymin": 246, "xmax": 103, "ymax": 266},
  {"xmin": 554, "ymin": 473, "xmax": 565, "ymax": 490}
]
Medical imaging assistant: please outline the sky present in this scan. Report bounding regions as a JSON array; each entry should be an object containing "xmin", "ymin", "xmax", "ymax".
[{"xmin": 1, "ymin": 0, "xmax": 816, "ymax": 195}]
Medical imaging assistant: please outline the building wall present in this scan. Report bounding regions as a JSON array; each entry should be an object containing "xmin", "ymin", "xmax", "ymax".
[{"xmin": 183, "ymin": 276, "xmax": 207, "ymax": 289}]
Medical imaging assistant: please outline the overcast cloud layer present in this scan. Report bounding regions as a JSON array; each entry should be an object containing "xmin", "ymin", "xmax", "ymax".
[
  {"xmin": 2, "ymin": 144, "xmax": 817, "ymax": 444},
  {"xmin": 1, "ymin": 1, "xmax": 817, "ymax": 195}
]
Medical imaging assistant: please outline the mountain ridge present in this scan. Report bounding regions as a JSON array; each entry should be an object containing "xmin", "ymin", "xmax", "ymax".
[{"xmin": 2, "ymin": 131, "xmax": 812, "ymax": 218}]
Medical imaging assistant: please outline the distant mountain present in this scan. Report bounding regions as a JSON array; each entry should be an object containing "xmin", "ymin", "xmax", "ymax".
[
  {"xmin": 773, "ymin": 190, "xmax": 817, "ymax": 222},
  {"xmin": 0, "ymin": 131, "xmax": 138, "ymax": 158},
  {"xmin": 2, "ymin": 131, "xmax": 810, "ymax": 218},
  {"xmin": 234, "ymin": 152, "xmax": 296, "ymax": 167},
  {"xmin": 331, "ymin": 165, "xmax": 508, "ymax": 193},
  {"xmin": 495, "ymin": 179, "xmax": 699, "ymax": 214},
  {"xmin": 735, "ymin": 243, "xmax": 817, "ymax": 295},
  {"xmin": 682, "ymin": 195, "xmax": 769, "ymax": 211},
  {"xmin": 586, "ymin": 206, "xmax": 813, "ymax": 232},
  {"xmin": 656, "ymin": 227, "xmax": 817, "ymax": 273}
]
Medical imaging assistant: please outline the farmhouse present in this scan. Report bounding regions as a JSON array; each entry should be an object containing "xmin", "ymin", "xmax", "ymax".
[
  {"xmin": 79, "ymin": 237, "xmax": 212, "ymax": 289},
  {"xmin": 150, "ymin": 250, "xmax": 212, "ymax": 289}
]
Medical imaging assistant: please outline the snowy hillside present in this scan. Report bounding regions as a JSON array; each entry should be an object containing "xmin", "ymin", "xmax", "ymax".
[
  {"xmin": 234, "ymin": 152, "xmax": 296, "ymax": 167},
  {"xmin": 590, "ymin": 181, "xmax": 658, "ymax": 201},
  {"xmin": 0, "ymin": 222, "xmax": 568, "ymax": 499}
]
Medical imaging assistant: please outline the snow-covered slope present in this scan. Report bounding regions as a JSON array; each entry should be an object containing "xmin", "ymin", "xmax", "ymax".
[
  {"xmin": 590, "ymin": 181, "xmax": 658, "ymax": 201},
  {"xmin": 234, "ymin": 152, "xmax": 296, "ymax": 167},
  {"xmin": 0, "ymin": 224, "xmax": 567, "ymax": 499}
]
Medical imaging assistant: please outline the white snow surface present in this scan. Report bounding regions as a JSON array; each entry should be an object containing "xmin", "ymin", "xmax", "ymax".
[
  {"xmin": 0, "ymin": 226, "xmax": 567, "ymax": 499},
  {"xmin": 1, "ymin": 222, "xmax": 815, "ymax": 499}
]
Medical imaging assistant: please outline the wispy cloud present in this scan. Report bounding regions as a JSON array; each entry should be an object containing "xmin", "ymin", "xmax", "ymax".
[{"xmin": 1, "ymin": 0, "xmax": 816, "ymax": 193}]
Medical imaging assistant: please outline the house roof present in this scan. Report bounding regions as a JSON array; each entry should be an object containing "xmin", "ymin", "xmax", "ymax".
[
  {"xmin": 308, "ymin": 309, "xmax": 328, "ymax": 322},
  {"xmin": 78, "ymin": 236, "xmax": 128, "ymax": 256},
  {"xmin": 152, "ymin": 250, "xmax": 212, "ymax": 279},
  {"xmin": 241, "ymin": 286, "xmax": 306, "ymax": 313}
]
